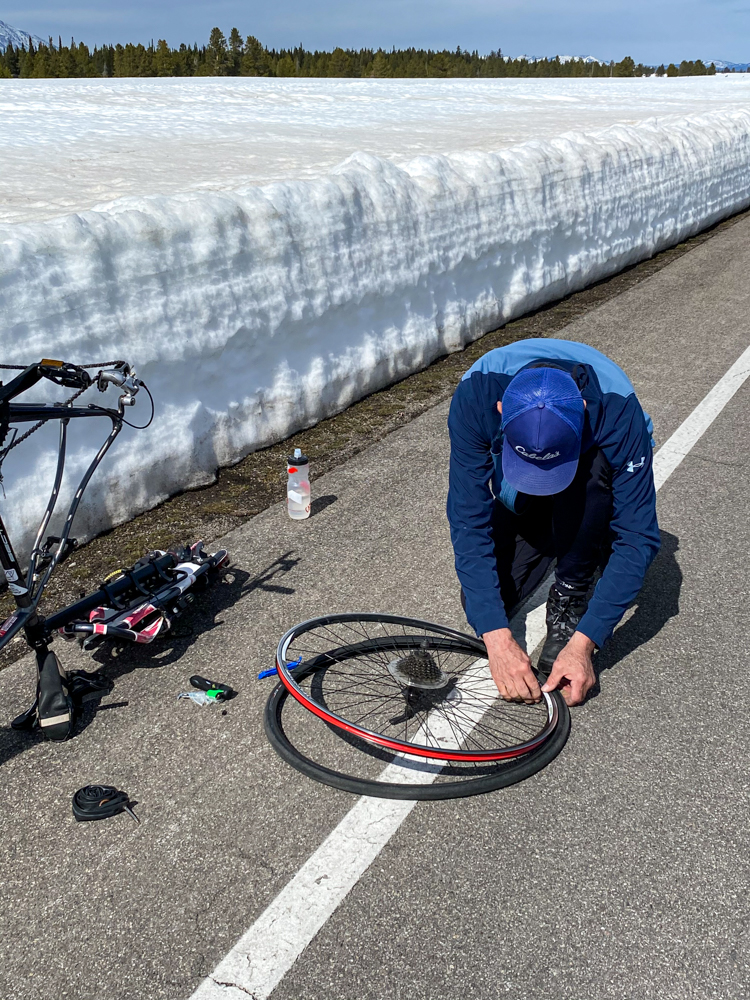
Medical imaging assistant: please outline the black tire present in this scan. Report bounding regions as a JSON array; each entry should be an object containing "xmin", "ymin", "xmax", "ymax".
[{"xmin": 264, "ymin": 659, "xmax": 570, "ymax": 800}]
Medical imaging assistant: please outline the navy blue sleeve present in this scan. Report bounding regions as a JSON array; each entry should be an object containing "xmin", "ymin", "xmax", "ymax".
[
  {"xmin": 446, "ymin": 377, "xmax": 508, "ymax": 637},
  {"xmin": 578, "ymin": 393, "xmax": 661, "ymax": 648}
]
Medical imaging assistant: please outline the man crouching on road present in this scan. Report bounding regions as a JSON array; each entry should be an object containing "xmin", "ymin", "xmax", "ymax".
[{"xmin": 447, "ymin": 337, "xmax": 660, "ymax": 707}]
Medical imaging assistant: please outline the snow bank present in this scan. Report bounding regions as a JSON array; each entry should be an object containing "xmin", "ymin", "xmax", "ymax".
[{"xmin": 1, "ymin": 108, "xmax": 750, "ymax": 556}]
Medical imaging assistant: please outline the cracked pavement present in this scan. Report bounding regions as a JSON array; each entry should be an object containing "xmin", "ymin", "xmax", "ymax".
[{"xmin": 1, "ymin": 214, "xmax": 750, "ymax": 1000}]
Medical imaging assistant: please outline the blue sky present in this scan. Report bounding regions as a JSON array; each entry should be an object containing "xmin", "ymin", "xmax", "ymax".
[{"xmin": 4, "ymin": 0, "xmax": 749, "ymax": 63}]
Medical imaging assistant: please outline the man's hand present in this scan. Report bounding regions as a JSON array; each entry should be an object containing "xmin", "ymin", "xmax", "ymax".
[
  {"xmin": 483, "ymin": 628, "xmax": 541, "ymax": 703},
  {"xmin": 541, "ymin": 631, "xmax": 596, "ymax": 706}
]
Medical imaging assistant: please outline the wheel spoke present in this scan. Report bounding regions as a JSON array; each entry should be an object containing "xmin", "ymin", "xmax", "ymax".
[{"xmin": 281, "ymin": 615, "xmax": 554, "ymax": 762}]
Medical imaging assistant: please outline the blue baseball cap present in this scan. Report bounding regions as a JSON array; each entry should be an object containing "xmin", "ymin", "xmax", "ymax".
[{"xmin": 501, "ymin": 367, "xmax": 585, "ymax": 496}]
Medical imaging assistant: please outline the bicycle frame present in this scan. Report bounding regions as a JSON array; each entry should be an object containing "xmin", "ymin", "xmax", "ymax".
[
  {"xmin": 0, "ymin": 362, "xmax": 129, "ymax": 654},
  {"xmin": 1, "ymin": 359, "xmax": 230, "ymax": 741}
]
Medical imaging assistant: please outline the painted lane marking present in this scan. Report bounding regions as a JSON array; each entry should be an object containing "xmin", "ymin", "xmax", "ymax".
[
  {"xmin": 652, "ymin": 342, "xmax": 750, "ymax": 490},
  {"xmin": 190, "ymin": 340, "xmax": 750, "ymax": 1000}
]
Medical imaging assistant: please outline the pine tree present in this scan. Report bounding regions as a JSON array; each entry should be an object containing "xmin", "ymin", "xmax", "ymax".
[
  {"xmin": 4, "ymin": 42, "xmax": 19, "ymax": 77},
  {"xmin": 31, "ymin": 44, "xmax": 52, "ymax": 77},
  {"xmin": 20, "ymin": 45, "xmax": 36, "ymax": 78},
  {"xmin": 241, "ymin": 35, "xmax": 269, "ymax": 75},
  {"xmin": 371, "ymin": 50, "xmax": 391, "ymax": 77},
  {"xmin": 75, "ymin": 41, "xmax": 95, "ymax": 76},
  {"xmin": 229, "ymin": 27, "xmax": 243, "ymax": 75},
  {"xmin": 328, "ymin": 47, "xmax": 353, "ymax": 76},
  {"xmin": 276, "ymin": 53, "xmax": 296, "ymax": 76},
  {"xmin": 155, "ymin": 39, "xmax": 173, "ymax": 76},
  {"xmin": 207, "ymin": 27, "xmax": 229, "ymax": 75},
  {"xmin": 615, "ymin": 55, "xmax": 636, "ymax": 76},
  {"xmin": 57, "ymin": 42, "xmax": 76, "ymax": 77}
]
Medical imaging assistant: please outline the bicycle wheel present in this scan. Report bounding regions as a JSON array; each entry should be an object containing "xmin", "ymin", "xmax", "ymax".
[
  {"xmin": 264, "ymin": 657, "xmax": 570, "ymax": 800},
  {"xmin": 275, "ymin": 614, "xmax": 562, "ymax": 762}
]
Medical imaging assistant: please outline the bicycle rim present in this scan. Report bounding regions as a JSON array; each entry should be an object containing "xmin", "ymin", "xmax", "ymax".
[
  {"xmin": 264, "ymin": 659, "xmax": 570, "ymax": 800},
  {"xmin": 274, "ymin": 614, "xmax": 560, "ymax": 763}
]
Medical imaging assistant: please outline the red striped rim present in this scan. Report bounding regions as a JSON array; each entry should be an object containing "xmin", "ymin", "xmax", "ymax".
[{"xmin": 275, "ymin": 658, "xmax": 556, "ymax": 763}]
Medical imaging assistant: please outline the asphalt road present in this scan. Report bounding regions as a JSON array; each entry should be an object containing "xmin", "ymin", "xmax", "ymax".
[{"xmin": 1, "ymin": 214, "xmax": 749, "ymax": 1000}]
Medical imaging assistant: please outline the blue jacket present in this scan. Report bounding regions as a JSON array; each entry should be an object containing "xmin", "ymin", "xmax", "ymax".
[{"xmin": 447, "ymin": 338, "xmax": 660, "ymax": 648}]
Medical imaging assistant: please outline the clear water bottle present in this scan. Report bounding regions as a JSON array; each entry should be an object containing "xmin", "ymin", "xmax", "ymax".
[{"xmin": 287, "ymin": 448, "xmax": 310, "ymax": 520}]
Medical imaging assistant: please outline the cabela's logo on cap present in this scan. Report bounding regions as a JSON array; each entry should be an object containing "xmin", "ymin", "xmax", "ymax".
[{"xmin": 514, "ymin": 445, "xmax": 561, "ymax": 461}]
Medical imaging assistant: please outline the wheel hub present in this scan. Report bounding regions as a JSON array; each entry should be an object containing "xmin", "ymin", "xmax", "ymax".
[{"xmin": 387, "ymin": 650, "xmax": 449, "ymax": 690}]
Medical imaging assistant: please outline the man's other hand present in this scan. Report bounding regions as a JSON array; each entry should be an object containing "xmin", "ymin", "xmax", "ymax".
[
  {"xmin": 542, "ymin": 631, "xmax": 596, "ymax": 706},
  {"xmin": 483, "ymin": 628, "xmax": 541, "ymax": 704}
]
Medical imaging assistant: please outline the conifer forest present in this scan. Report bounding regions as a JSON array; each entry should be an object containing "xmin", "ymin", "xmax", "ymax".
[{"xmin": 0, "ymin": 27, "xmax": 724, "ymax": 80}]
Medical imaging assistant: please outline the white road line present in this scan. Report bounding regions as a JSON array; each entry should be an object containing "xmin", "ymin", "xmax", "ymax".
[
  {"xmin": 190, "ymin": 340, "xmax": 750, "ymax": 1000},
  {"xmin": 652, "ymin": 343, "xmax": 750, "ymax": 490}
]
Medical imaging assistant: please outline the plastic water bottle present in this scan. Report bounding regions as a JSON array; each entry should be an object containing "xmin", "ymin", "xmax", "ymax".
[{"xmin": 287, "ymin": 448, "xmax": 310, "ymax": 520}]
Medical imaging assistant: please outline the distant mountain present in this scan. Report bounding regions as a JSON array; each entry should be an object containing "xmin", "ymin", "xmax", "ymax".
[
  {"xmin": 0, "ymin": 18, "xmax": 45, "ymax": 52},
  {"xmin": 708, "ymin": 59, "xmax": 749, "ymax": 72},
  {"xmin": 558, "ymin": 55, "xmax": 601, "ymax": 64},
  {"xmin": 514, "ymin": 54, "xmax": 602, "ymax": 64}
]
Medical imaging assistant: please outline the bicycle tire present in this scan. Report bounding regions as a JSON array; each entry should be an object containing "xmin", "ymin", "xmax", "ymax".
[
  {"xmin": 264, "ymin": 659, "xmax": 570, "ymax": 800},
  {"xmin": 275, "ymin": 613, "xmax": 559, "ymax": 762}
]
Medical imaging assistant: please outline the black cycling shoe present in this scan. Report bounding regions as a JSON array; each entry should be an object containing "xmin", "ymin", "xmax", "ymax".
[{"xmin": 537, "ymin": 584, "xmax": 589, "ymax": 680}]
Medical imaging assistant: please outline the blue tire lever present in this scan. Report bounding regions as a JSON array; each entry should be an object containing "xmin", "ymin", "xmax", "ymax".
[{"xmin": 258, "ymin": 655, "xmax": 302, "ymax": 680}]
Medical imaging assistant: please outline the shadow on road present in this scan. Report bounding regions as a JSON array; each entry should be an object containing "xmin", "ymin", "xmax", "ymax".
[
  {"xmin": 0, "ymin": 551, "xmax": 301, "ymax": 766},
  {"xmin": 310, "ymin": 494, "xmax": 338, "ymax": 517},
  {"xmin": 592, "ymin": 529, "xmax": 683, "ymax": 686}
]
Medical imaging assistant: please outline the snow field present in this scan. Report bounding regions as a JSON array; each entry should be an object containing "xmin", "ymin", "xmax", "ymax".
[
  {"xmin": 2, "ymin": 76, "xmax": 750, "ymax": 225},
  {"xmin": 1, "ymin": 106, "xmax": 750, "ymax": 557}
]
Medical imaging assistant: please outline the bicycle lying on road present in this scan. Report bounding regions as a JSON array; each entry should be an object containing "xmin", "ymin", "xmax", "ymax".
[{"xmin": 0, "ymin": 359, "xmax": 228, "ymax": 741}]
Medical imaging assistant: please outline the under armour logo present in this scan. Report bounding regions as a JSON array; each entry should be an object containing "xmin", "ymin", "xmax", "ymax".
[{"xmin": 627, "ymin": 457, "xmax": 645, "ymax": 473}]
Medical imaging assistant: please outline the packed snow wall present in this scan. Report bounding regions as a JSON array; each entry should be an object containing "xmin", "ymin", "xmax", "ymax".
[{"xmin": 1, "ymin": 108, "xmax": 750, "ymax": 554}]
